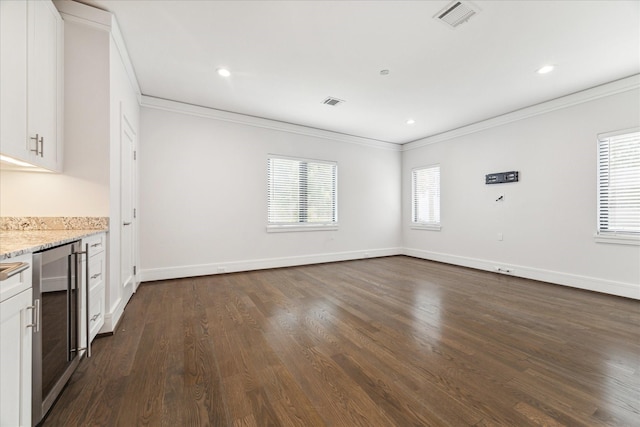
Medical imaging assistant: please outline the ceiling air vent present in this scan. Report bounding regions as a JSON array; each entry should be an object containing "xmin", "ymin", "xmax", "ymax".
[
  {"xmin": 322, "ymin": 97, "xmax": 345, "ymax": 107},
  {"xmin": 435, "ymin": 1, "xmax": 478, "ymax": 28}
]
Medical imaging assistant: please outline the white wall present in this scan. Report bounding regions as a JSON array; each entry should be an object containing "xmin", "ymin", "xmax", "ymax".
[
  {"xmin": 402, "ymin": 86, "xmax": 640, "ymax": 299},
  {"xmin": 139, "ymin": 104, "xmax": 402, "ymax": 281}
]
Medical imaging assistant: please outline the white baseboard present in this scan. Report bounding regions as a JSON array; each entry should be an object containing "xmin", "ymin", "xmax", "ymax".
[
  {"xmin": 100, "ymin": 296, "xmax": 124, "ymax": 334},
  {"xmin": 402, "ymin": 248, "xmax": 640, "ymax": 300},
  {"xmin": 140, "ymin": 247, "xmax": 403, "ymax": 282},
  {"xmin": 137, "ymin": 246, "xmax": 638, "ymax": 300}
]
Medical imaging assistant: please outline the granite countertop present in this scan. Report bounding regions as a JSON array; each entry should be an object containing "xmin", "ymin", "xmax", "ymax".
[
  {"xmin": 0, "ymin": 217, "xmax": 109, "ymax": 260},
  {"xmin": 0, "ymin": 229, "xmax": 107, "ymax": 260}
]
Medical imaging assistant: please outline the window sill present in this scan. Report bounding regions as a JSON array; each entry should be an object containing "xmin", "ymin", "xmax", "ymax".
[
  {"xmin": 411, "ymin": 224, "xmax": 442, "ymax": 231},
  {"xmin": 594, "ymin": 233, "xmax": 640, "ymax": 246},
  {"xmin": 267, "ymin": 224, "xmax": 339, "ymax": 233}
]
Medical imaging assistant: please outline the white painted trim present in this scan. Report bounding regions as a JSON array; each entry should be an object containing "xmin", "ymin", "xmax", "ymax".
[
  {"xmin": 140, "ymin": 247, "xmax": 403, "ymax": 282},
  {"xmin": 109, "ymin": 17, "xmax": 142, "ymax": 102},
  {"xmin": 267, "ymin": 225, "xmax": 339, "ymax": 233},
  {"xmin": 594, "ymin": 233, "xmax": 640, "ymax": 246},
  {"xmin": 100, "ymin": 296, "xmax": 124, "ymax": 334},
  {"xmin": 598, "ymin": 126, "xmax": 640, "ymax": 140},
  {"xmin": 403, "ymin": 74, "xmax": 640, "ymax": 151},
  {"xmin": 140, "ymin": 96, "xmax": 402, "ymax": 152},
  {"xmin": 410, "ymin": 224, "xmax": 442, "ymax": 231},
  {"xmin": 139, "ymin": 247, "xmax": 638, "ymax": 300},
  {"xmin": 402, "ymin": 247, "xmax": 640, "ymax": 300},
  {"xmin": 54, "ymin": 1, "xmax": 112, "ymax": 28}
]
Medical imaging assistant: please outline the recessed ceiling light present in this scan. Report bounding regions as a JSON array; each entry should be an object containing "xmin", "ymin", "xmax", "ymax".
[
  {"xmin": 217, "ymin": 68, "xmax": 231, "ymax": 77},
  {"xmin": 406, "ymin": 119, "xmax": 416, "ymax": 125},
  {"xmin": 537, "ymin": 65, "xmax": 555, "ymax": 74}
]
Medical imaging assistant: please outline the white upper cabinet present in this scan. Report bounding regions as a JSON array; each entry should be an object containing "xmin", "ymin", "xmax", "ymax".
[
  {"xmin": 0, "ymin": 0, "xmax": 28, "ymax": 162},
  {"xmin": 28, "ymin": 0, "xmax": 64, "ymax": 171},
  {"xmin": 0, "ymin": 0, "xmax": 63, "ymax": 172}
]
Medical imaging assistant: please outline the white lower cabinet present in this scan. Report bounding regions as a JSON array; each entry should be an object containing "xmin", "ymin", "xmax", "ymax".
[
  {"xmin": 81, "ymin": 233, "xmax": 106, "ymax": 349},
  {"xmin": 88, "ymin": 283, "xmax": 105, "ymax": 341},
  {"xmin": 0, "ymin": 256, "xmax": 33, "ymax": 427}
]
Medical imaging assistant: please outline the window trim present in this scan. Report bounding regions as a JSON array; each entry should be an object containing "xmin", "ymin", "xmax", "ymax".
[
  {"xmin": 411, "ymin": 164, "xmax": 441, "ymax": 231},
  {"xmin": 595, "ymin": 127, "xmax": 640, "ymax": 245},
  {"xmin": 593, "ymin": 232, "xmax": 640, "ymax": 246},
  {"xmin": 267, "ymin": 223, "xmax": 339, "ymax": 233},
  {"xmin": 411, "ymin": 223, "xmax": 442, "ymax": 231},
  {"xmin": 267, "ymin": 154, "xmax": 338, "ymax": 232}
]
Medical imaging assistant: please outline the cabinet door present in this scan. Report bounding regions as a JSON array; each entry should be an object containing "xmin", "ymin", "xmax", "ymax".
[
  {"xmin": 88, "ymin": 252, "xmax": 106, "ymax": 341},
  {"xmin": 0, "ymin": 289, "xmax": 33, "ymax": 427},
  {"xmin": 82, "ymin": 233, "xmax": 107, "ymax": 345},
  {"xmin": 0, "ymin": 0, "xmax": 29, "ymax": 162},
  {"xmin": 89, "ymin": 283, "xmax": 105, "ymax": 343},
  {"xmin": 27, "ymin": 0, "xmax": 63, "ymax": 171}
]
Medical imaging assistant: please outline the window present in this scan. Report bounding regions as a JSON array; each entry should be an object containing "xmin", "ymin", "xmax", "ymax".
[
  {"xmin": 268, "ymin": 156, "xmax": 337, "ymax": 230},
  {"xmin": 596, "ymin": 128, "xmax": 640, "ymax": 244},
  {"xmin": 412, "ymin": 165, "xmax": 441, "ymax": 230}
]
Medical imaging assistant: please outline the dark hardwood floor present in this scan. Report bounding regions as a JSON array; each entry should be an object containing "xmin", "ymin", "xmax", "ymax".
[{"xmin": 43, "ymin": 256, "xmax": 640, "ymax": 426}]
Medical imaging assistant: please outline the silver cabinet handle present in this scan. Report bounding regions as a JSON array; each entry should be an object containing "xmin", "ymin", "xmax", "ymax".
[
  {"xmin": 123, "ymin": 222, "xmax": 132, "ymax": 226},
  {"xmin": 25, "ymin": 306, "xmax": 36, "ymax": 328},
  {"xmin": 90, "ymin": 242, "xmax": 101, "ymax": 248},
  {"xmin": 84, "ymin": 243, "xmax": 91, "ymax": 358},
  {"xmin": 90, "ymin": 272, "xmax": 101, "ymax": 280},
  {"xmin": 25, "ymin": 299, "xmax": 40, "ymax": 332},
  {"xmin": 67, "ymin": 253, "xmax": 73, "ymax": 361},
  {"xmin": 29, "ymin": 135, "xmax": 44, "ymax": 157},
  {"xmin": 30, "ymin": 134, "xmax": 40, "ymax": 154},
  {"xmin": 74, "ymin": 244, "xmax": 92, "ymax": 358},
  {"xmin": 90, "ymin": 313, "xmax": 100, "ymax": 322}
]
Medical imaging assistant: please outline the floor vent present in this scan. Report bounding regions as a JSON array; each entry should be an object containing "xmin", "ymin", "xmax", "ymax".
[
  {"xmin": 435, "ymin": 1, "xmax": 478, "ymax": 28},
  {"xmin": 322, "ymin": 97, "xmax": 345, "ymax": 106}
]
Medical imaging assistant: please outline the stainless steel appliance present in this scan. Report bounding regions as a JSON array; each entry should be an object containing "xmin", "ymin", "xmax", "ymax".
[{"xmin": 32, "ymin": 241, "xmax": 90, "ymax": 426}]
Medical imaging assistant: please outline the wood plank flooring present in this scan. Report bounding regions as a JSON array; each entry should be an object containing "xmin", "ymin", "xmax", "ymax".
[{"xmin": 42, "ymin": 256, "xmax": 640, "ymax": 426}]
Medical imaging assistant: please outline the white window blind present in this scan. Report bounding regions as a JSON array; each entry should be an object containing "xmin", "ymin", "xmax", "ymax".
[
  {"xmin": 412, "ymin": 165, "xmax": 440, "ymax": 226},
  {"xmin": 268, "ymin": 156, "xmax": 337, "ymax": 226},
  {"xmin": 597, "ymin": 129, "xmax": 640, "ymax": 235}
]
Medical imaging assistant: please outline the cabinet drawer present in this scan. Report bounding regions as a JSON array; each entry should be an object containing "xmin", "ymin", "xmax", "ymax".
[
  {"xmin": 88, "ymin": 255, "xmax": 105, "ymax": 292},
  {"xmin": 88, "ymin": 284, "xmax": 105, "ymax": 342},
  {"xmin": 0, "ymin": 254, "xmax": 32, "ymax": 303},
  {"xmin": 84, "ymin": 233, "xmax": 106, "ymax": 256}
]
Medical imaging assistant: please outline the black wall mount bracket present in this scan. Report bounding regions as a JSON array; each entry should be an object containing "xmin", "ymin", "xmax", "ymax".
[{"xmin": 486, "ymin": 171, "xmax": 519, "ymax": 184}]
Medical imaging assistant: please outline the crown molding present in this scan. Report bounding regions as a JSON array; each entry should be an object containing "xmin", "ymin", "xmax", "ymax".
[
  {"xmin": 109, "ymin": 16, "xmax": 142, "ymax": 102},
  {"xmin": 403, "ymin": 74, "xmax": 640, "ymax": 151},
  {"xmin": 52, "ymin": 1, "xmax": 639, "ymax": 151},
  {"xmin": 54, "ymin": 0, "xmax": 112, "ymax": 28},
  {"xmin": 140, "ymin": 96, "xmax": 402, "ymax": 151}
]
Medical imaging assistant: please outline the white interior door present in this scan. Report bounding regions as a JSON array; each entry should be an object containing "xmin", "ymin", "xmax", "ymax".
[{"xmin": 120, "ymin": 106, "xmax": 136, "ymax": 302}]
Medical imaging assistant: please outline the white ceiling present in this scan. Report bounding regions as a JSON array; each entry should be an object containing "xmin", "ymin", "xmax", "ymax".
[{"xmin": 77, "ymin": 0, "xmax": 639, "ymax": 144}]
